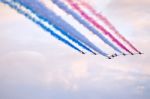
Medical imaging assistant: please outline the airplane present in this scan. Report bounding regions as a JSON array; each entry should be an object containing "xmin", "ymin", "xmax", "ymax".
[
  {"xmin": 114, "ymin": 53, "xmax": 118, "ymax": 57},
  {"xmin": 108, "ymin": 57, "xmax": 111, "ymax": 59},
  {"xmin": 122, "ymin": 53, "xmax": 126, "ymax": 56},
  {"xmin": 138, "ymin": 52, "xmax": 143, "ymax": 55},
  {"xmin": 81, "ymin": 51, "xmax": 85, "ymax": 54},
  {"xmin": 107, "ymin": 56, "xmax": 112, "ymax": 59},
  {"xmin": 93, "ymin": 52, "xmax": 97, "ymax": 55},
  {"xmin": 111, "ymin": 55, "xmax": 115, "ymax": 58},
  {"xmin": 131, "ymin": 53, "xmax": 134, "ymax": 55}
]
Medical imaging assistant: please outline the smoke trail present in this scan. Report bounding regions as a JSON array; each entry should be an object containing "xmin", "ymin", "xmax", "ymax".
[
  {"xmin": 1, "ymin": 0, "xmax": 85, "ymax": 54},
  {"xmin": 52, "ymin": 0, "xmax": 123, "ymax": 54},
  {"xmin": 65, "ymin": 0, "xmax": 133, "ymax": 54},
  {"xmin": 14, "ymin": 0, "xmax": 108, "ymax": 56},
  {"xmin": 11, "ymin": 0, "xmax": 98, "ymax": 55},
  {"xmin": 3, "ymin": 0, "xmax": 96, "ymax": 54},
  {"xmin": 77, "ymin": 0, "xmax": 140, "ymax": 53}
]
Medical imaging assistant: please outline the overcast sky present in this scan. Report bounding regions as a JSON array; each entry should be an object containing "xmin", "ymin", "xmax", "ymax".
[{"xmin": 0, "ymin": 0, "xmax": 150, "ymax": 99}]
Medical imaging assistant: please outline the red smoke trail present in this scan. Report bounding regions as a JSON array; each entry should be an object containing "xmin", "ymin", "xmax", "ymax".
[
  {"xmin": 66, "ymin": 0, "xmax": 133, "ymax": 54},
  {"xmin": 76, "ymin": 0, "xmax": 140, "ymax": 53}
]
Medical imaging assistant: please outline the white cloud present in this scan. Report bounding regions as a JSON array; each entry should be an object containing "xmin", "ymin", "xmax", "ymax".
[{"xmin": 0, "ymin": 0, "xmax": 150, "ymax": 99}]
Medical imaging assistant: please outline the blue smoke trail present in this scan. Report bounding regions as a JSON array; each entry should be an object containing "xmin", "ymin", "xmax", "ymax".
[
  {"xmin": 52, "ymin": 0, "xmax": 122, "ymax": 54},
  {"xmin": 1, "ymin": 0, "xmax": 85, "ymax": 54},
  {"xmin": 9, "ymin": 0, "xmax": 96, "ymax": 55},
  {"xmin": 14, "ymin": 0, "xmax": 108, "ymax": 56}
]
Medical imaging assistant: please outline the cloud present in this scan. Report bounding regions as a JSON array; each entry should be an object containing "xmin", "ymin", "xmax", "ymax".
[
  {"xmin": 0, "ymin": 51, "xmax": 48, "ymax": 85},
  {"xmin": 106, "ymin": 0, "xmax": 150, "ymax": 37},
  {"xmin": 0, "ymin": 0, "xmax": 150, "ymax": 99}
]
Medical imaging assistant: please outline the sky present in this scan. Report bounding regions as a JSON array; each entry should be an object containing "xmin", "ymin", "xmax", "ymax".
[{"xmin": 0, "ymin": 0, "xmax": 150, "ymax": 99}]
